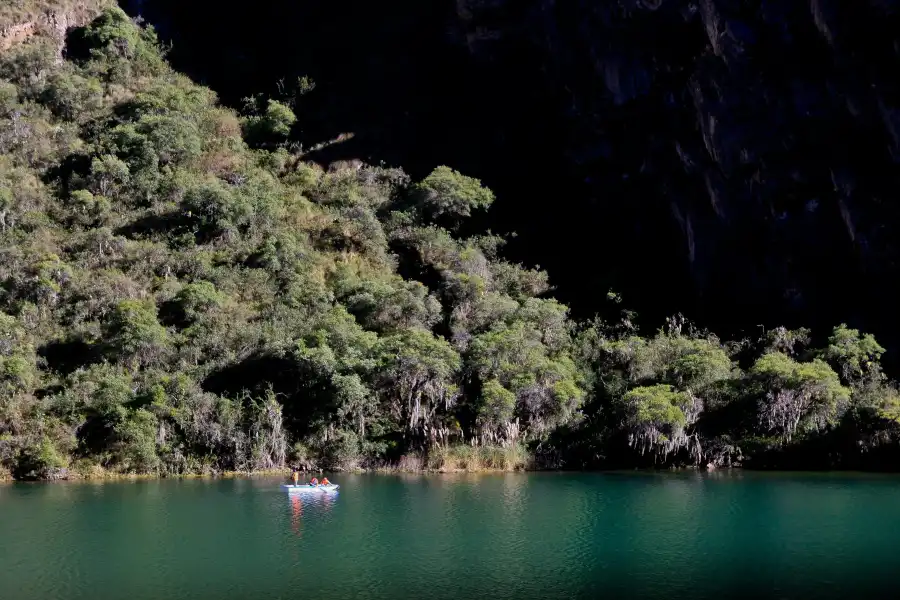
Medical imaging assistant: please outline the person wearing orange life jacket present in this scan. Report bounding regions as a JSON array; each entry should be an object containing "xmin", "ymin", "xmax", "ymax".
[
  {"xmin": 309, "ymin": 477, "xmax": 319, "ymax": 486},
  {"xmin": 321, "ymin": 477, "xmax": 330, "ymax": 486}
]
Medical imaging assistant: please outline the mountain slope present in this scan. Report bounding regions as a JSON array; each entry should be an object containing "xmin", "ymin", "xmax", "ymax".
[{"xmin": 1, "ymin": 7, "xmax": 899, "ymax": 480}]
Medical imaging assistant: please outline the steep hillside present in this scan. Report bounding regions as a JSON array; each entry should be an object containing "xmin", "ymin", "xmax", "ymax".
[
  {"xmin": 1, "ymin": 7, "xmax": 900, "ymax": 480},
  {"xmin": 0, "ymin": 7, "xmax": 582, "ymax": 478},
  {"xmin": 119, "ymin": 0, "xmax": 900, "ymax": 363}
]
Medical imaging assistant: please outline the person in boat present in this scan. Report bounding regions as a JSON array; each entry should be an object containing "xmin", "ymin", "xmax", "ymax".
[
  {"xmin": 292, "ymin": 470, "xmax": 299, "ymax": 486},
  {"xmin": 321, "ymin": 477, "xmax": 330, "ymax": 486},
  {"xmin": 309, "ymin": 477, "xmax": 319, "ymax": 486}
]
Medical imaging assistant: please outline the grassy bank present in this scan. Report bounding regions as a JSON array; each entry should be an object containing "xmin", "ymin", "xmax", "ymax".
[
  {"xmin": 424, "ymin": 443, "xmax": 532, "ymax": 472},
  {"xmin": 4, "ymin": 444, "xmax": 535, "ymax": 481}
]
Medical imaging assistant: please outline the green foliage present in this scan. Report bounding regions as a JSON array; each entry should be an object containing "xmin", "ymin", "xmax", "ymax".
[
  {"xmin": 68, "ymin": 189, "xmax": 111, "ymax": 226},
  {"xmin": 578, "ymin": 325, "xmax": 735, "ymax": 408},
  {"xmin": 0, "ymin": 354, "xmax": 36, "ymax": 394},
  {"xmin": 820, "ymin": 324, "xmax": 885, "ymax": 385},
  {"xmin": 750, "ymin": 353, "xmax": 846, "ymax": 400},
  {"xmin": 0, "ymin": 7, "xmax": 897, "ymax": 479},
  {"xmin": 478, "ymin": 379, "xmax": 516, "ymax": 428},
  {"xmin": 103, "ymin": 299, "xmax": 169, "ymax": 367},
  {"xmin": 88, "ymin": 155, "xmax": 129, "ymax": 196},
  {"xmin": 875, "ymin": 387, "xmax": 900, "ymax": 423},
  {"xmin": 621, "ymin": 384, "xmax": 688, "ymax": 430},
  {"xmin": 48, "ymin": 363, "xmax": 134, "ymax": 422},
  {"xmin": 668, "ymin": 338, "xmax": 734, "ymax": 391},
  {"xmin": 113, "ymin": 408, "xmax": 160, "ymax": 473},
  {"xmin": 319, "ymin": 429, "xmax": 361, "ymax": 470},
  {"xmin": 262, "ymin": 100, "xmax": 297, "ymax": 137},
  {"xmin": 16, "ymin": 435, "xmax": 68, "ymax": 478},
  {"xmin": 469, "ymin": 316, "xmax": 584, "ymax": 440},
  {"xmin": 762, "ymin": 326, "xmax": 811, "ymax": 358},
  {"xmin": 39, "ymin": 69, "xmax": 104, "ymax": 121},
  {"xmin": 333, "ymin": 269, "xmax": 441, "ymax": 333},
  {"xmin": 172, "ymin": 281, "xmax": 223, "ymax": 325},
  {"xmin": 75, "ymin": 6, "xmax": 166, "ymax": 82},
  {"xmin": 375, "ymin": 328, "xmax": 461, "ymax": 436},
  {"xmin": 750, "ymin": 352, "xmax": 849, "ymax": 442},
  {"xmin": 412, "ymin": 166, "xmax": 494, "ymax": 227},
  {"xmin": 241, "ymin": 99, "xmax": 297, "ymax": 144}
]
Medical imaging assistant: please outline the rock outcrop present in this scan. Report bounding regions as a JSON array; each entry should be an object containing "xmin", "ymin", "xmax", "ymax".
[
  {"xmin": 0, "ymin": 0, "xmax": 111, "ymax": 54},
  {"xmin": 447, "ymin": 0, "xmax": 900, "ymax": 353}
]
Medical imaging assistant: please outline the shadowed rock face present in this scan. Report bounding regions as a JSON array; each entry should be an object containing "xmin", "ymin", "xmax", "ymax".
[
  {"xmin": 120, "ymin": 0, "xmax": 900, "ymax": 357},
  {"xmin": 451, "ymin": 0, "xmax": 900, "ymax": 339}
]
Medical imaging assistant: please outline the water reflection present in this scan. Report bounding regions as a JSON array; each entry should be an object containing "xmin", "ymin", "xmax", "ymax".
[
  {"xmin": 285, "ymin": 489, "xmax": 338, "ymax": 537},
  {"xmin": 290, "ymin": 495, "xmax": 303, "ymax": 537},
  {"xmin": 500, "ymin": 473, "xmax": 527, "ymax": 514}
]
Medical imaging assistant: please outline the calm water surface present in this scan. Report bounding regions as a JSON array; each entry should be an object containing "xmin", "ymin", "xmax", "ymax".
[{"xmin": 2, "ymin": 471, "xmax": 899, "ymax": 600}]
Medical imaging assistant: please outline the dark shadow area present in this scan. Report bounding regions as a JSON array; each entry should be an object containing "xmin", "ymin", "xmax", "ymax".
[
  {"xmin": 74, "ymin": 415, "xmax": 116, "ymax": 460},
  {"xmin": 60, "ymin": 24, "xmax": 93, "ymax": 63},
  {"xmin": 43, "ymin": 153, "xmax": 92, "ymax": 198},
  {"xmin": 202, "ymin": 353, "xmax": 413, "ymax": 461},
  {"xmin": 114, "ymin": 210, "xmax": 184, "ymax": 240},
  {"xmin": 157, "ymin": 298, "xmax": 188, "ymax": 329},
  {"xmin": 202, "ymin": 353, "xmax": 329, "ymax": 437},
  {"xmin": 37, "ymin": 338, "xmax": 103, "ymax": 376},
  {"xmin": 745, "ymin": 412, "xmax": 900, "ymax": 471}
]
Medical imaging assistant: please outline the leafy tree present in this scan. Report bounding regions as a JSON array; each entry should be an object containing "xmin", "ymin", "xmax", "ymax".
[
  {"xmin": 171, "ymin": 281, "xmax": 223, "ymax": 325},
  {"xmin": 181, "ymin": 179, "xmax": 253, "ymax": 240},
  {"xmin": 39, "ymin": 70, "xmax": 104, "ymax": 121},
  {"xmin": 103, "ymin": 299, "xmax": 169, "ymax": 368},
  {"xmin": 411, "ymin": 166, "xmax": 495, "ymax": 228},
  {"xmin": 819, "ymin": 324, "xmax": 885, "ymax": 386},
  {"xmin": 261, "ymin": 100, "xmax": 297, "ymax": 137},
  {"xmin": 68, "ymin": 190, "xmax": 112, "ymax": 227},
  {"xmin": 761, "ymin": 326, "xmax": 811, "ymax": 358},
  {"xmin": 74, "ymin": 6, "xmax": 166, "ymax": 81},
  {"xmin": 113, "ymin": 408, "xmax": 160, "ymax": 473},
  {"xmin": 246, "ymin": 390, "xmax": 288, "ymax": 470},
  {"xmin": 478, "ymin": 379, "xmax": 516, "ymax": 433},
  {"xmin": 242, "ymin": 99, "xmax": 297, "ymax": 144},
  {"xmin": 375, "ymin": 328, "xmax": 461, "ymax": 442},
  {"xmin": 750, "ymin": 352, "xmax": 849, "ymax": 443},
  {"xmin": 618, "ymin": 384, "xmax": 694, "ymax": 458},
  {"xmin": 24, "ymin": 255, "xmax": 72, "ymax": 307},
  {"xmin": 0, "ymin": 312, "xmax": 35, "ymax": 397},
  {"xmin": 333, "ymin": 271, "xmax": 441, "ymax": 334},
  {"xmin": 469, "ymin": 320, "xmax": 583, "ymax": 442},
  {"xmin": 88, "ymin": 154, "xmax": 130, "ymax": 197}
]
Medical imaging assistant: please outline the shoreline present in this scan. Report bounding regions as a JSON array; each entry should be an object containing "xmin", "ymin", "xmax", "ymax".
[
  {"xmin": 0, "ymin": 464, "xmax": 538, "ymax": 483},
  {"xmin": 6, "ymin": 463, "xmax": 900, "ymax": 484}
]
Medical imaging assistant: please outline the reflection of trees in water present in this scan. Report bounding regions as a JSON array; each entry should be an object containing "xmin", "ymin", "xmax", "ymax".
[{"xmin": 500, "ymin": 473, "xmax": 527, "ymax": 516}]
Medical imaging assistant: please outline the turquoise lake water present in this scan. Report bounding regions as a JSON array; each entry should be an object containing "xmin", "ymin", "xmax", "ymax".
[{"xmin": 2, "ymin": 471, "xmax": 899, "ymax": 600}]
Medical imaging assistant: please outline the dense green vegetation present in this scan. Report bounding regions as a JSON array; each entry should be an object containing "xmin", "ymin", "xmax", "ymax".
[{"xmin": 1, "ymin": 8, "xmax": 899, "ymax": 479}]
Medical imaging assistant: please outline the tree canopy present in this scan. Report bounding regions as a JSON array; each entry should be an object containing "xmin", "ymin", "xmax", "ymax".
[{"xmin": 1, "ymin": 8, "xmax": 899, "ymax": 479}]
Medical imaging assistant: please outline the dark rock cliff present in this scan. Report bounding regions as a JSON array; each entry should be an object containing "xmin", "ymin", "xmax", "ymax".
[{"xmin": 119, "ymin": 0, "xmax": 900, "ymax": 361}]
